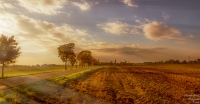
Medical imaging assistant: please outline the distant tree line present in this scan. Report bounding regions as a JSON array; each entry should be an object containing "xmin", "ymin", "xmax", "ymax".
[
  {"xmin": 144, "ymin": 59, "xmax": 200, "ymax": 64},
  {"xmin": 99, "ymin": 59, "xmax": 136, "ymax": 66},
  {"xmin": 58, "ymin": 43, "xmax": 101, "ymax": 70}
]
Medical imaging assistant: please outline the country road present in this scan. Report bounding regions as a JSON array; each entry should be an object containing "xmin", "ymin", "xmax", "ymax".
[{"xmin": 0, "ymin": 67, "xmax": 96, "ymax": 90}]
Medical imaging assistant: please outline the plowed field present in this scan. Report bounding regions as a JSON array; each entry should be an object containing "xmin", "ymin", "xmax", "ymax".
[
  {"xmin": 1, "ymin": 65, "xmax": 200, "ymax": 104},
  {"xmin": 65, "ymin": 66, "xmax": 200, "ymax": 104}
]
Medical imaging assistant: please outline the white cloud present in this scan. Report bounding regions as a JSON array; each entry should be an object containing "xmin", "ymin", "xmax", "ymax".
[
  {"xmin": 97, "ymin": 21, "xmax": 142, "ymax": 35},
  {"xmin": 0, "ymin": 0, "xmax": 14, "ymax": 9},
  {"xmin": 120, "ymin": 0, "xmax": 138, "ymax": 7},
  {"xmin": 72, "ymin": 1, "xmax": 91, "ymax": 11},
  {"xmin": 71, "ymin": 0, "xmax": 98, "ymax": 11},
  {"xmin": 0, "ymin": 10, "xmax": 92, "ymax": 50},
  {"xmin": 0, "ymin": 10, "xmax": 97, "ymax": 64},
  {"xmin": 143, "ymin": 21, "xmax": 194, "ymax": 40},
  {"xmin": 0, "ymin": 10, "xmax": 20, "ymax": 35},
  {"xmin": 162, "ymin": 12, "xmax": 169, "ymax": 20},
  {"xmin": 17, "ymin": 0, "xmax": 66, "ymax": 15}
]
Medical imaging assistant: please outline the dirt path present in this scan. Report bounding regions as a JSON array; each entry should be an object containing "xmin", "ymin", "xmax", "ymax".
[{"xmin": 0, "ymin": 67, "xmax": 96, "ymax": 90}]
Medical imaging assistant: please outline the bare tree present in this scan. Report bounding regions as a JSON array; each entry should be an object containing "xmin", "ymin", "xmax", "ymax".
[
  {"xmin": 0, "ymin": 35, "xmax": 21, "ymax": 78},
  {"xmin": 58, "ymin": 43, "xmax": 75, "ymax": 70}
]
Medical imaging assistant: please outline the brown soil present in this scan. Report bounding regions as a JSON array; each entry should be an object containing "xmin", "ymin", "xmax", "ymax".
[
  {"xmin": 2, "ymin": 66, "xmax": 200, "ymax": 104},
  {"xmin": 63, "ymin": 66, "xmax": 200, "ymax": 104}
]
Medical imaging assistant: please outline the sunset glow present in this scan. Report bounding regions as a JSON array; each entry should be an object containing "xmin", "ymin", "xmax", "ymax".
[{"xmin": 0, "ymin": 0, "xmax": 200, "ymax": 65}]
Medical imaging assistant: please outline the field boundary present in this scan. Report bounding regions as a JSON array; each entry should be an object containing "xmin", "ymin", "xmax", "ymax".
[{"xmin": 0, "ymin": 66, "xmax": 104, "ymax": 90}]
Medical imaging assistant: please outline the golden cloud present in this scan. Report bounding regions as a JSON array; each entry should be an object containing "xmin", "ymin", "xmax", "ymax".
[
  {"xmin": 97, "ymin": 21, "xmax": 142, "ymax": 35},
  {"xmin": 0, "ymin": 0, "xmax": 14, "ymax": 9},
  {"xmin": 143, "ymin": 21, "xmax": 194, "ymax": 40},
  {"xmin": 17, "ymin": 0, "xmax": 66, "ymax": 15},
  {"xmin": 120, "ymin": 0, "xmax": 138, "ymax": 7}
]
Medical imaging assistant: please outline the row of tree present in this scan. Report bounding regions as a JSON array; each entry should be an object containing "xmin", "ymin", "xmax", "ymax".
[
  {"xmin": 0, "ymin": 35, "xmax": 100, "ymax": 78},
  {"xmin": 57, "ymin": 43, "xmax": 100, "ymax": 70},
  {"xmin": 144, "ymin": 59, "xmax": 200, "ymax": 64}
]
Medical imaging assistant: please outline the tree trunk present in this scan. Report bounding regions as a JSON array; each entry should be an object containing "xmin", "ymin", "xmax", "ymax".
[
  {"xmin": 65, "ymin": 61, "xmax": 67, "ymax": 70},
  {"xmin": 2, "ymin": 63, "xmax": 5, "ymax": 78}
]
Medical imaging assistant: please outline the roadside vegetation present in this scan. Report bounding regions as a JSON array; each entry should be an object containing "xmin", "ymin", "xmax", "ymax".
[
  {"xmin": 0, "ymin": 66, "xmax": 105, "ymax": 104},
  {"xmin": 1, "ymin": 64, "xmax": 200, "ymax": 104},
  {"xmin": 0, "ymin": 66, "xmax": 65, "ymax": 78}
]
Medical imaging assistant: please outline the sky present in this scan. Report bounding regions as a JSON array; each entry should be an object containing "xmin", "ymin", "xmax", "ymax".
[{"xmin": 0, "ymin": 0, "xmax": 200, "ymax": 65}]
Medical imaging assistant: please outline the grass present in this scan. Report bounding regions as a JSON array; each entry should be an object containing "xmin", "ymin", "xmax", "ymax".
[
  {"xmin": 0, "ymin": 66, "xmax": 105, "ymax": 104},
  {"xmin": 1, "ymin": 64, "xmax": 200, "ymax": 103},
  {"xmin": 0, "ymin": 66, "xmax": 81, "ymax": 78}
]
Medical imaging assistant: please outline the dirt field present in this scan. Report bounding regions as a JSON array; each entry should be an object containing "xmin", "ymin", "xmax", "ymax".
[
  {"xmin": 1, "ymin": 65, "xmax": 200, "ymax": 104},
  {"xmin": 64, "ymin": 65, "xmax": 200, "ymax": 104}
]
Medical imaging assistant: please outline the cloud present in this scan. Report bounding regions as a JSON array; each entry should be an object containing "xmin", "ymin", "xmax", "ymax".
[
  {"xmin": 187, "ymin": 34, "xmax": 194, "ymax": 38},
  {"xmin": 162, "ymin": 12, "xmax": 169, "ymax": 20},
  {"xmin": 143, "ymin": 21, "xmax": 194, "ymax": 40},
  {"xmin": 91, "ymin": 43, "xmax": 167, "ymax": 60},
  {"xmin": 66, "ymin": 11, "xmax": 73, "ymax": 17},
  {"xmin": 71, "ymin": 0, "xmax": 98, "ymax": 11},
  {"xmin": 97, "ymin": 21, "xmax": 142, "ymax": 35},
  {"xmin": 0, "ymin": 0, "xmax": 14, "ymax": 9},
  {"xmin": 0, "ymin": 10, "xmax": 19, "ymax": 35},
  {"xmin": 0, "ymin": 10, "xmax": 92, "ymax": 50},
  {"xmin": 120, "ymin": 0, "xmax": 138, "ymax": 7},
  {"xmin": 97, "ymin": 19, "xmax": 194, "ymax": 41},
  {"xmin": 17, "ymin": 0, "xmax": 66, "ymax": 15}
]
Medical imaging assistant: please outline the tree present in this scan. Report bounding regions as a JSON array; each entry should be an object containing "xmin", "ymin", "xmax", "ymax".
[
  {"xmin": 182, "ymin": 60, "xmax": 187, "ymax": 64},
  {"xmin": 197, "ymin": 59, "xmax": 200, "ymax": 63},
  {"xmin": 0, "ymin": 35, "xmax": 21, "ymax": 78},
  {"xmin": 69, "ymin": 56, "xmax": 76, "ymax": 69},
  {"xmin": 110, "ymin": 61, "xmax": 113, "ymax": 66},
  {"xmin": 77, "ymin": 50, "xmax": 92, "ymax": 68},
  {"xmin": 58, "ymin": 43, "xmax": 75, "ymax": 70}
]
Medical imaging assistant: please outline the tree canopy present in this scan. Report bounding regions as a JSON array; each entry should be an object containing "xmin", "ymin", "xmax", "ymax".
[
  {"xmin": 58, "ymin": 43, "xmax": 75, "ymax": 70},
  {"xmin": 0, "ymin": 34, "xmax": 21, "ymax": 78},
  {"xmin": 77, "ymin": 50, "xmax": 93, "ymax": 67}
]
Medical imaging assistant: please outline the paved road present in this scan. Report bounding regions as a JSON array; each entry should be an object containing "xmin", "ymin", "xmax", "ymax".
[{"xmin": 0, "ymin": 67, "xmax": 95, "ymax": 90}]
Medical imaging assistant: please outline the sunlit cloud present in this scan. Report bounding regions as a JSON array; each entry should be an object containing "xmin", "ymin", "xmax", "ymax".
[
  {"xmin": 0, "ymin": 10, "xmax": 93, "ymax": 64},
  {"xmin": 71, "ymin": 0, "xmax": 98, "ymax": 11},
  {"xmin": 143, "ymin": 21, "xmax": 194, "ymax": 40},
  {"xmin": 0, "ymin": 10, "xmax": 19, "ymax": 35},
  {"xmin": 120, "ymin": 0, "xmax": 138, "ymax": 7},
  {"xmin": 0, "ymin": 0, "xmax": 14, "ymax": 9},
  {"xmin": 187, "ymin": 34, "xmax": 194, "ymax": 38},
  {"xmin": 90, "ymin": 43, "xmax": 168, "ymax": 62},
  {"xmin": 97, "ymin": 21, "xmax": 142, "ymax": 35},
  {"xmin": 17, "ymin": 0, "xmax": 66, "ymax": 15}
]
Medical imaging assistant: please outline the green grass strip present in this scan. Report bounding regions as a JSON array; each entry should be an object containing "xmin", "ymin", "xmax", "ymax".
[
  {"xmin": 0, "ymin": 66, "xmax": 105, "ymax": 104},
  {"xmin": 49, "ymin": 66, "xmax": 105, "ymax": 85}
]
